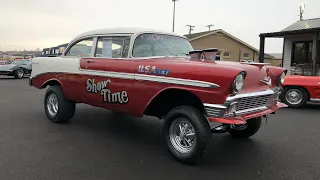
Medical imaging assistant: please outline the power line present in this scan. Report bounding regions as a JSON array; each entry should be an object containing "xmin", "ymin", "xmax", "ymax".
[{"xmin": 186, "ymin": 25, "xmax": 195, "ymax": 34}]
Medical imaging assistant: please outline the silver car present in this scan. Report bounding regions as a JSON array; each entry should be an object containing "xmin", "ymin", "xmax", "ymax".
[{"xmin": 0, "ymin": 59, "xmax": 32, "ymax": 79}]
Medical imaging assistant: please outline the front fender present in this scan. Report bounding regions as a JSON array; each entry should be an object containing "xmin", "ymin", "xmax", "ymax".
[
  {"xmin": 140, "ymin": 85, "xmax": 228, "ymax": 117},
  {"xmin": 264, "ymin": 65, "xmax": 287, "ymax": 87}
]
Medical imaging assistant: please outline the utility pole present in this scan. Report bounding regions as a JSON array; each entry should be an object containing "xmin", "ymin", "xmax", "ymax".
[
  {"xmin": 206, "ymin": 24, "xmax": 214, "ymax": 31},
  {"xmin": 186, "ymin": 25, "xmax": 195, "ymax": 34},
  {"xmin": 172, "ymin": 0, "xmax": 178, "ymax": 32}
]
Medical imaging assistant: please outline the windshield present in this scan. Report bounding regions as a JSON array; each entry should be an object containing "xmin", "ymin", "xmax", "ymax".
[
  {"xmin": 132, "ymin": 33, "xmax": 193, "ymax": 58},
  {"xmin": 12, "ymin": 60, "xmax": 30, "ymax": 65}
]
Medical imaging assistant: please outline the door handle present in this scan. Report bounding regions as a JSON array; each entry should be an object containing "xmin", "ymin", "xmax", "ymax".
[{"xmin": 86, "ymin": 60, "xmax": 95, "ymax": 63}]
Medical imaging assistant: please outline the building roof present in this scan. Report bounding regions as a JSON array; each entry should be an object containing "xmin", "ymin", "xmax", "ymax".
[
  {"xmin": 268, "ymin": 53, "xmax": 282, "ymax": 59},
  {"xmin": 184, "ymin": 29, "xmax": 274, "ymax": 58},
  {"xmin": 260, "ymin": 17, "xmax": 320, "ymax": 37},
  {"xmin": 264, "ymin": 53, "xmax": 275, "ymax": 59},
  {"xmin": 184, "ymin": 30, "xmax": 219, "ymax": 40},
  {"xmin": 56, "ymin": 43, "xmax": 69, "ymax": 48},
  {"xmin": 282, "ymin": 18, "xmax": 320, "ymax": 31},
  {"xmin": 184, "ymin": 29, "xmax": 260, "ymax": 52}
]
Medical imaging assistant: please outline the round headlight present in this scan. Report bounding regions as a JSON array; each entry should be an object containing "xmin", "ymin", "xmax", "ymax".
[
  {"xmin": 232, "ymin": 74, "xmax": 244, "ymax": 94},
  {"xmin": 279, "ymin": 72, "xmax": 286, "ymax": 85}
]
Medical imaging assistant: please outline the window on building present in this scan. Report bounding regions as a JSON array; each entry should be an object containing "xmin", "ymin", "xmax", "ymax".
[
  {"xmin": 223, "ymin": 52, "xmax": 231, "ymax": 58},
  {"xmin": 95, "ymin": 36, "xmax": 129, "ymax": 58},
  {"xmin": 243, "ymin": 53, "xmax": 250, "ymax": 59},
  {"xmin": 65, "ymin": 38, "xmax": 94, "ymax": 57},
  {"xmin": 291, "ymin": 41, "xmax": 313, "ymax": 65},
  {"xmin": 59, "ymin": 47, "xmax": 65, "ymax": 54}
]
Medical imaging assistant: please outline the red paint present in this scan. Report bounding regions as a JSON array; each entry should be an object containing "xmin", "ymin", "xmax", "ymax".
[
  {"xmin": 282, "ymin": 75, "xmax": 320, "ymax": 99},
  {"xmin": 80, "ymin": 58, "xmax": 135, "ymax": 112},
  {"xmin": 30, "ymin": 57, "xmax": 286, "ymax": 119}
]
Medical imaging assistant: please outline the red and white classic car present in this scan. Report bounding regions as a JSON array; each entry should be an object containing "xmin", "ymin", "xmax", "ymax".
[
  {"xmin": 279, "ymin": 75, "xmax": 320, "ymax": 107},
  {"xmin": 29, "ymin": 28, "xmax": 287, "ymax": 164}
]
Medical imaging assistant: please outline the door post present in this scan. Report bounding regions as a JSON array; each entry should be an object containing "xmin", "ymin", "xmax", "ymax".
[{"xmin": 312, "ymin": 33, "xmax": 319, "ymax": 76}]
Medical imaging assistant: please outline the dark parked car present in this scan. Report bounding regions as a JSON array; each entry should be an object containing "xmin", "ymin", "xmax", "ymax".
[{"xmin": 0, "ymin": 59, "xmax": 32, "ymax": 79}]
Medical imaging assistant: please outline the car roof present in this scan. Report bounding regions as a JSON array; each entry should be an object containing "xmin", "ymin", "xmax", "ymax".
[{"xmin": 70, "ymin": 27, "xmax": 188, "ymax": 42}]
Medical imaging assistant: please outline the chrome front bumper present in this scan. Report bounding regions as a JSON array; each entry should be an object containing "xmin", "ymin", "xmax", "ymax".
[{"xmin": 204, "ymin": 88, "xmax": 282, "ymax": 118}]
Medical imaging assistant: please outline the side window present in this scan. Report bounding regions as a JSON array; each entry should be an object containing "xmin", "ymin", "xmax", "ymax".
[
  {"xmin": 132, "ymin": 44, "xmax": 152, "ymax": 57},
  {"xmin": 95, "ymin": 36, "xmax": 129, "ymax": 58},
  {"xmin": 65, "ymin": 38, "xmax": 93, "ymax": 57}
]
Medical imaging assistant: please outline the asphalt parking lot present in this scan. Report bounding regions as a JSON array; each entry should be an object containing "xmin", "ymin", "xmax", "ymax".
[{"xmin": 0, "ymin": 77, "xmax": 320, "ymax": 180}]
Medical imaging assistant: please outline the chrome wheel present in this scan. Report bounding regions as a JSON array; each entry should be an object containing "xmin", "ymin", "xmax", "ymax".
[
  {"xmin": 47, "ymin": 93, "xmax": 59, "ymax": 117},
  {"xmin": 17, "ymin": 68, "xmax": 24, "ymax": 78},
  {"xmin": 285, "ymin": 89, "xmax": 303, "ymax": 105},
  {"xmin": 169, "ymin": 118, "xmax": 196, "ymax": 154}
]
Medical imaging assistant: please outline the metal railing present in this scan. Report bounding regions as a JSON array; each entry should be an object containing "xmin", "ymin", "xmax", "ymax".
[{"xmin": 290, "ymin": 63, "xmax": 320, "ymax": 76}]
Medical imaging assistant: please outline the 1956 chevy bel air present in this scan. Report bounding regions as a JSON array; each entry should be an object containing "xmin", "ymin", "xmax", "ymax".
[{"xmin": 29, "ymin": 28, "xmax": 287, "ymax": 165}]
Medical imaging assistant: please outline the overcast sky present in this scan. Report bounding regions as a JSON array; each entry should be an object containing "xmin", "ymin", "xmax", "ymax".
[{"xmin": 0, "ymin": 0, "xmax": 319, "ymax": 53}]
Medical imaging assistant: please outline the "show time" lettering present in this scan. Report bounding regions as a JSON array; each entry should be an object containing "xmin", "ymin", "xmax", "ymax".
[{"xmin": 86, "ymin": 78, "xmax": 128, "ymax": 104}]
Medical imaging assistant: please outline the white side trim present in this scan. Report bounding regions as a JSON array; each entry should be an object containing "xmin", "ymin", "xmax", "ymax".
[
  {"xmin": 79, "ymin": 69, "xmax": 135, "ymax": 80},
  {"xmin": 134, "ymin": 73, "xmax": 220, "ymax": 88},
  {"xmin": 34, "ymin": 69, "xmax": 220, "ymax": 89},
  {"xmin": 31, "ymin": 57, "xmax": 220, "ymax": 89},
  {"xmin": 79, "ymin": 68, "xmax": 219, "ymax": 88},
  {"xmin": 310, "ymin": 98, "xmax": 320, "ymax": 103}
]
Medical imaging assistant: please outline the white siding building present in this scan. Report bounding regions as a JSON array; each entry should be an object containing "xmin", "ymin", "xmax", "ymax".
[{"xmin": 259, "ymin": 18, "xmax": 320, "ymax": 76}]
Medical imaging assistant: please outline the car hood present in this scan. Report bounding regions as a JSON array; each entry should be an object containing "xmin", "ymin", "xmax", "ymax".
[
  {"xmin": 0, "ymin": 64, "xmax": 17, "ymax": 70},
  {"xmin": 164, "ymin": 58, "xmax": 272, "ymax": 93}
]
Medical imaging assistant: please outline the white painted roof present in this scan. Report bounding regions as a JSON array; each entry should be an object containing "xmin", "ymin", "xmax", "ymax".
[{"xmin": 70, "ymin": 27, "xmax": 187, "ymax": 42}]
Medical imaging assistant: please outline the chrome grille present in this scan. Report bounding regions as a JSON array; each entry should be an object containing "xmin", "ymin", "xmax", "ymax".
[
  {"xmin": 236, "ymin": 94, "xmax": 273, "ymax": 111},
  {"xmin": 205, "ymin": 107, "xmax": 223, "ymax": 117},
  {"xmin": 203, "ymin": 104, "xmax": 227, "ymax": 118}
]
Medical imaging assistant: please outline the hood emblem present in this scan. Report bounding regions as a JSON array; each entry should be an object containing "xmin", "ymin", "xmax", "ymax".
[{"xmin": 260, "ymin": 76, "xmax": 271, "ymax": 86}]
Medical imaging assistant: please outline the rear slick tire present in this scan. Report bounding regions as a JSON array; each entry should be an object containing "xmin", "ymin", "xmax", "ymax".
[
  {"xmin": 163, "ymin": 106, "xmax": 212, "ymax": 165},
  {"xmin": 44, "ymin": 85, "xmax": 76, "ymax": 123}
]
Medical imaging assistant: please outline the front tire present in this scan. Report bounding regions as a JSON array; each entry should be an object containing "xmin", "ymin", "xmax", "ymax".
[
  {"xmin": 163, "ymin": 106, "xmax": 212, "ymax": 165},
  {"xmin": 44, "ymin": 85, "xmax": 76, "ymax": 123},
  {"xmin": 227, "ymin": 117, "xmax": 262, "ymax": 138},
  {"xmin": 280, "ymin": 86, "xmax": 308, "ymax": 108},
  {"xmin": 14, "ymin": 68, "xmax": 24, "ymax": 79}
]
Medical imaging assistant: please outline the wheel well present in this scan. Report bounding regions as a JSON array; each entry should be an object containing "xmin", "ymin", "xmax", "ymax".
[
  {"xmin": 41, "ymin": 80, "xmax": 61, "ymax": 89},
  {"xmin": 144, "ymin": 89, "xmax": 205, "ymax": 118},
  {"xmin": 282, "ymin": 85, "xmax": 310, "ymax": 100}
]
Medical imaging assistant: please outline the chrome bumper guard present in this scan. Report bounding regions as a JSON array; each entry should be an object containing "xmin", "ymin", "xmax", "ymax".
[
  {"xmin": 28, "ymin": 77, "xmax": 32, "ymax": 86},
  {"xmin": 204, "ymin": 88, "xmax": 282, "ymax": 118}
]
